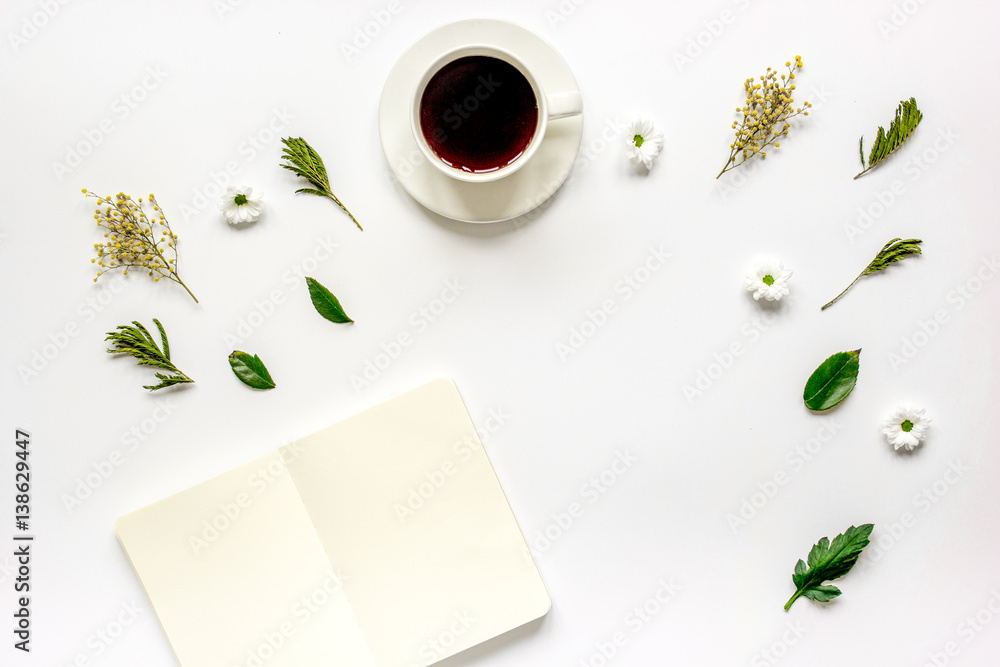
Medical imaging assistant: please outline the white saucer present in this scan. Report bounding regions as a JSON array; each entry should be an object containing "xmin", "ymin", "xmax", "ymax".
[{"xmin": 378, "ymin": 19, "xmax": 584, "ymax": 223}]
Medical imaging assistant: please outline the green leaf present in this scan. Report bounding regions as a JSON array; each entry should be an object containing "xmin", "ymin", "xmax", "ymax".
[
  {"xmin": 854, "ymin": 98, "xmax": 922, "ymax": 179},
  {"xmin": 228, "ymin": 351, "xmax": 276, "ymax": 390},
  {"xmin": 821, "ymin": 238, "xmax": 923, "ymax": 309},
  {"xmin": 785, "ymin": 524, "xmax": 873, "ymax": 610},
  {"xmin": 306, "ymin": 277, "xmax": 353, "ymax": 323},
  {"xmin": 803, "ymin": 349, "xmax": 861, "ymax": 411},
  {"xmin": 153, "ymin": 318, "xmax": 170, "ymax": 360},
  {"xmin": 862, "ymin": 238, "xmax": 923, "ymax": 276},
  {"xmin": 105, "ymin": 318, "xmax": 194, "ymax": 391},
  {"xmin": 802, "ymin": 585, "xmax": 842, "ymax": 603},
  {"xmin": 280, "ymin": 136, "xmax": 362, "ymax": 230}
]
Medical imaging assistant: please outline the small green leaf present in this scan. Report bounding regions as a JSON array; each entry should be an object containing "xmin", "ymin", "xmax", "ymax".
[
  {"xmin": 802, "ymin": 585, "xmax": 842, "ymax": 603},
  {"xmin": 280, "ymin": 136, "xmax": 362, "ymax": 230},
  {"xmin": 785, "ymin": 524, "xmax": 873, "ymax": 610},
  {"xmin": 228, "ymin": 351, "xmax": 276, "ymax": 390},
  {"xmin": 821, "ymin": 238, "xmax": 923, "ymax": 309},
  {"xmin": 306, "ymin": 277, "xmax": 353, "ymax": 323},
  {"xmin": 854, "ymin": 97, "xmax": 923, "ymax": 179},
  {"xmin": 803, "ymin": 349, "xmax": 861, "ymax": 411},
  {"xmin": 105, "ymin": 318, "xmax": 194, "ymax": 391}
]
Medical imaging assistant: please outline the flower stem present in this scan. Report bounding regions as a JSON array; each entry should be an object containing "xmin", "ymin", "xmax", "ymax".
[
  {"xmin": 172, "ymin": 275, "xmax": 199, "ymax": 303},
  {"xmin": 853, "ymin": 163, "xmax": 881, "ymax": 180},
  {"xmin": 820, "ymin": 274, "xmax": 862, "ymax": 310},
  {"xmin": 326, "ymin": 192, "xmax": 362, "ymax": 231},
  {"xmin": 784, "ymin": 589, "xmax": 803, "ymax": 611}
]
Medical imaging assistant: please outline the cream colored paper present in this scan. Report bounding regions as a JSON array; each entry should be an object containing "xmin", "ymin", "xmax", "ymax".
[{"xmin": 115, "ymin": 378, "xmax": 550, "ymax": 666}]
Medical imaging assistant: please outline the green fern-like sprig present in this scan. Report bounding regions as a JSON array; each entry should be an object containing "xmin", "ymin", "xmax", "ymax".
[
  {"xmin": 105, "ymin": 318, "xmax": 194, "ymax": 391},
  {"xmin": 854, "ymin": 98, "xmax": 923, "ymax": 179},
  {"xmin": 821, "ymin": 238, "xmax": 923, "ymax": 310},
  {"xmin": 280, "ymin": 137, "xmax": 362, "ymax": 230}
]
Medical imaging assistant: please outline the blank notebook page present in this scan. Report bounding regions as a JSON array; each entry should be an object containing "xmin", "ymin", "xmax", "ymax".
[{"xmin": 115, "ymin": 378, "xmax": 549, "ymax": 667}]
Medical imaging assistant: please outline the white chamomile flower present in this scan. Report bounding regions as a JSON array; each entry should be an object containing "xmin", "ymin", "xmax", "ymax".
[
  {"xmin": 625, "ymin": 116, "xmax": 664, "ymax": 169},
  {"xmin": 882, "ymin": 406, "xmax": 931, "ymax": 451},
  {"xmin": 219, "ymin": 185, "xmax": 263, "ymax": 225},
  {"xmin": 744, "ymin": 259, "xmax": 792, "ymax": 302}
]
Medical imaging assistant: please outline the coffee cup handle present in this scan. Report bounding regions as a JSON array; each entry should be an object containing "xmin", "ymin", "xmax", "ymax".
[{"xmin": 547, "ymin": 91, "xmax": 583, "ymax": 121}]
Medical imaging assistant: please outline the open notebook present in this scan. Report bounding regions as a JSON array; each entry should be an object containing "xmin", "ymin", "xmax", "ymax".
[{"xmin": 115, "ymin": 378, "xmax": 550, "ymax": 666}]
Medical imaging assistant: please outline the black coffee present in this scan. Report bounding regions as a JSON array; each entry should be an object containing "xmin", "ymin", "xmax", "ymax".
[{"xmin": 419, "ymin": 55, "xmax": 538, "ymax": 173}]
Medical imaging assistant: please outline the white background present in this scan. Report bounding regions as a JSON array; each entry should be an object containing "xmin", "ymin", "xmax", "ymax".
[{"xmin": 2, "ymin": 0, "xmax": 999, "ymax": 665}]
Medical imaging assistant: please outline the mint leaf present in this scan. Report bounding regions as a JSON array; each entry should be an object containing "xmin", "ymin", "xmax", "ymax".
[
  {"xmin": 306, "ymin": 277, "xmax": 353, "ymax": 323},
  {"xmin": 803, "ymin": 349, "xmax": 861, "ymax": 412},
  {"xmin": 228, "ymin": 351, "xmax": 276, "ymax": 390},
  {"xmin": 785, "ymin": 524, "xmax": 873, "ymax": 610}
]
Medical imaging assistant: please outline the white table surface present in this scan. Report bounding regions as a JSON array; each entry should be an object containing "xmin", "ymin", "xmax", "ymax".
[{"xmin": 2, "ymin": 1, "xmax": 999, "ymax": 665}]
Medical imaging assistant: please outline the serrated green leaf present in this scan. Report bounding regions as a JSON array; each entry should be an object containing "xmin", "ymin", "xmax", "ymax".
[
  {"xmin": 228, "ymin": 351, "xmax": 276, "ymax": 390},
  {"xmin": 153, "ymin": 318, "xmax": 170, "ymax": 360},
  {"xmin": 803, "ymin": 349, "xmax": 861, "ymax": 411},
  {"xmin": 280, "ymin": 136, "xmax": 362, "ymax": 230},
  {"xmin": 306, "ymin": 277, "xmax": 353, "ymax": 324},
  {"xmin": 785, "ymin": 524, "xmax": 873, "ymax": 610},
  {"xmin": 106, "ymin": 318, "xmax": 194, "ymax": 391},
  {"xmin": 854, "ymin": 98, "xmax": 922, "ymax": 179},
  {"xmin": 807, "ymin": 537, "xmax": 831, "ymax": 568},
  {"xmin": 802, "ymin": 585, "xmax": 842, "ymax": 602},
  {"xmin": 822, "ymin": 238, "xmax": 924, "ymax": 309}
]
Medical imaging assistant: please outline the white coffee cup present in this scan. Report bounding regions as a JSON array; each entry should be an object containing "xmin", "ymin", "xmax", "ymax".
[{"xmin": 411, "ymin": 45, "xmax": 583, "ymax": 183}]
